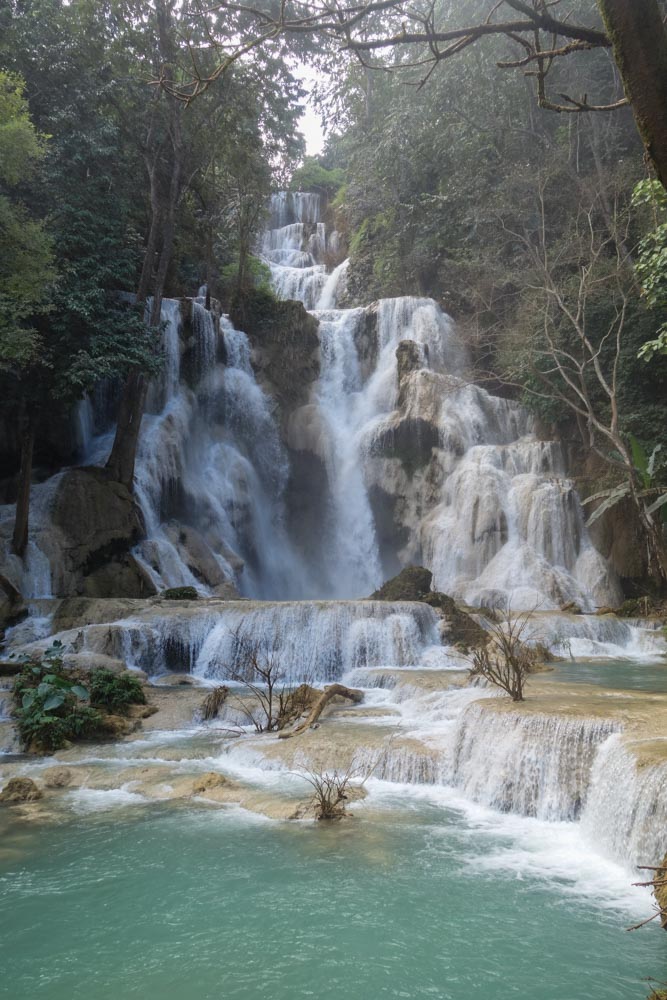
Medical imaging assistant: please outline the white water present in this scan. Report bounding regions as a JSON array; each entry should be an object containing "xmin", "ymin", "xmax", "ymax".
[{"xmin": 264, "ymin": 192, "xmax": 622, "ymax": 610}]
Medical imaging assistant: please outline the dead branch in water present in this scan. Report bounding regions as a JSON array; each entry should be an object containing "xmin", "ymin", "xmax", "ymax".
[{"xmin": 278, "ymin": 683, "xmax": 364, "ymax": 739}]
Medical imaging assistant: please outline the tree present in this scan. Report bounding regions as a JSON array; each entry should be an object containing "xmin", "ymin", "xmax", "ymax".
[
  {"xmin": 1, "ymin": 1, "xmax": 159, "ymax": 558},
  {"xmin": 182, "ymin": 1, "xmax": 667, "ymax": 195},
  {"xmin": 104, "ymin": 0, "xmax": 305, "ymax": 487},
  {"xmin": 0, "ymin": 71, "xmax": 55, "ymax": 557},
  {"xmin": 633, "ymin": 179, "xmax": 667, "ymax": 360},
  {"xmin": 467, "ymin": 603, "xmax": 539, "ymax": 701},
  {"xmin": 498, "ymin": 180, "xmax": 667, "ymax": 582}
]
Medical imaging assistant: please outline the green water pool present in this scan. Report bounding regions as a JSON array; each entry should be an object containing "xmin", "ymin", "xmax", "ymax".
[
  {"xmin": 0, "ymin": 795, "xmax": 664, "ymax": 1000},
  {"xmin": 551, "ymin": 658, "xmax": 667, "ymax": 692}
]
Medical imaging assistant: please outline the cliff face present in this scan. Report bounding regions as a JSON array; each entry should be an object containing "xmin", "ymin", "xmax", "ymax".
[
  {"xmin": 230, "ymin": 290, "xmax": 320, "ymax": 428},
  {"xmin": 554, "ymin": 428, "xmax": 658, "ymax": 595}
]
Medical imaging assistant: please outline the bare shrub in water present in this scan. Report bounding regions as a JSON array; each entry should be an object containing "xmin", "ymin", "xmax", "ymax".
[
  {"xmin": 468, "ymin": 603, "xmax": 542, "ymax": 702},
  {"xmin": 199, "ymin": 686, "xmax": 229, "ymax": 721},
  {"xmin": 295, "ymin": 761, "xmax": 369, "ymax": 821},
  {"xmin": 226, "ymin": 631, "xmax": 317, "ymax": 734}
]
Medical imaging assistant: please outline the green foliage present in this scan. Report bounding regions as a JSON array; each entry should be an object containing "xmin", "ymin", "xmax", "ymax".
[
  {"xmin": 220, "ymin": 254, "xmax": 272, "ymax": 301},
  {"xmin": 163, "ymin": 586, "xmax": 199, "ymax": 600},
  {"xmin": 12, "ymin": 641, "xmax": 103, "ymax": 752},
  {"xmin": 0, "ymin": 70, "xmax": 54, "ymax": 367},
  {"xmin": 88, "ymin": 668, "xmax": 146, "ymax": 714},
  {"xmin": 290, "ymin": 157, "xmax": 345, "ymax": 197},
  {"xmin": 13, "ymin": 643, "xmax": 147, "ymax": 751},
  {"xmin": 0, "ymin": 71, "xmax": 47, "ymax": 186},
  {"xmin": 632, "ymin": 180, "xmax": 667, "ymax": 360}
]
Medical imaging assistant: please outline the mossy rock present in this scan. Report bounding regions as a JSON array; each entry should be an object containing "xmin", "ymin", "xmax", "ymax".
[
  {"xmin": 370, "ymin": 566, "xmax": 487, "ymax": 648},
  {"xmin": 0, "ymin": 777, "xmax": 42, "ymax": 805},
  {"xmin": 370, "ymin": 566, "xmax": 433, "ymax": 602},
  {"xmin": 163, "ymin": 587, "xmax": 199, "ymax": 601}
]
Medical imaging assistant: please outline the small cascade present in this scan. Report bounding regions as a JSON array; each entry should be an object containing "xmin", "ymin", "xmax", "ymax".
[
  {"xmin": 71, "ymin": 298, "xmax": 309, "ymax": 599},
  {"xmin": 530, "ymin": 613, "xmax": 667, "ymax": 661},
  {"xmin": 581, "ymin": 733, "xmax": 667, "ymax": 867},
  {"xmin": 264, "ymin": 191, "xmax": 621, "ymax": 610},
  {"xmin": 446, "ymin": 701, "xmax": 620, "ymax": 820},
  {"xmin": 74, "ymin": 600, "xmax": 448, "ymax": 683}
]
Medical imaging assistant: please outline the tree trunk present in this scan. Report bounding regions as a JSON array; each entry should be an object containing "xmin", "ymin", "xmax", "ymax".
[
  {"xmin": 11, "ymin": 413, "xmax": 35, "ymax": 559},
  {"xmin": 105, "ymin": 370, "xmax": 148, "ymax": 489},
  {"xmin": 597, "ymin": 0, "xmax": 667, "ymax": 192},
  {"xmin": 278, "ymin": 684, "xmax": 364, "ymax": 739},
  {"xmin": 106, "ymin": 128, "xmax": 182, "ymax": 490}
]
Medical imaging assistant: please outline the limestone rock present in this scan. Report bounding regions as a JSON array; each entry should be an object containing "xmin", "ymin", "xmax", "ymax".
[
  {"xmin": 655, "ymin": 854, "xmax": 667, "ymax": 930},
  {"xmin": 0, "ymin": 777, "xmax": 42, "ymax": 804},
  {"xmin": 192, "ymin": 772, "xmax": 234, "ymax": 795},
  {"xmin": 42, "ymin": 767, "xmax": 73, "ymax": 789},
  {"xmin": 230, "ymin": 290, "xmax": 320, "ymax": 425},
  {"xmin": 38, "ymin": 467, "xmax": 158, "ymax": 598},
  {"xmin": 370, "ymin": 566, "xmax": 434, "ymax": 602}
]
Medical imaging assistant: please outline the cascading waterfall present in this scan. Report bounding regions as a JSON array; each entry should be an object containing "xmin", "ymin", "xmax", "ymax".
[
  {"xmin": 446, "ymin": 701, "xmax": 620, "ymax": 820},
  {"xmin": 1, "ymin": 188, "xmax": 664, "ymax": 903},
  {"xmin": 64, "ymin": 600, "xmax": 453, "ymax": 683},
  {"xmin": 264, "ymin": 192, "xmax": 621, "ymax": 611}
]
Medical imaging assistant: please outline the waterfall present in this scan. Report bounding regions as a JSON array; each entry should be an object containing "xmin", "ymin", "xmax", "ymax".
[
  {"xmin": 529, "ymin": 612, "xmax": 667, "ymax": 661},
  {"xmin": 581, "ymin": 733, "xmax": 667, "ymax": 867},
  {"xmin": 446, "ymin": 701, "xmax": 620, "ymax": 820},
  {"xmin": 64, "ymin": 600, "xmax": 451, "ymax": 683},
  {"xmin": 264, "ymin": 192, "xmax": 621, "ymax": 611}
]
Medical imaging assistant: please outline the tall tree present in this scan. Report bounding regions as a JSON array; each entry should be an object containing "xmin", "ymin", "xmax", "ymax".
[{"xmin": 0, "ymin": 71, "xmax": 55, "ymax": 557}]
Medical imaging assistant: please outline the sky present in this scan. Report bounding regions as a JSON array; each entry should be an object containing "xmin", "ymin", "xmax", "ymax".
[
  {"xmin": 299, "ymin": 102, "xmax": 325, "ymax": 155},
  {"xmin": 295, "ymin": 63, "xmax": 326, "ymax": 157}
]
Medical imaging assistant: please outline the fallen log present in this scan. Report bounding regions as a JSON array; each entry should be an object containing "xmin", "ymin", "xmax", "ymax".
[{"xmin": 278, "ymin": 683, "xmax": 364, "ymax": 739}]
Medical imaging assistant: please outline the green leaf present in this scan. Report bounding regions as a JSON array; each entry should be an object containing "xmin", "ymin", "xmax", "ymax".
[
  {"xmin": 646, "ymin": 493, "xmax": 667, "ymax": 516},
  {"xmin": 70, "ymin": 685, "xmax": 89, "ymax": 701},
  {"xmin": 585, "ymin": 485, "xmax": 632, "ymax": 526},
  {"xmin": 42, "ymin": 693, "xmax": 65, "ymax": 712},
  {"xmin": 629, "ymin": 434, "xmax": 649, "ymax": 488},
  {"xmin": 21, "ymin": 690, "xmax": 36, "ymax": 710}
]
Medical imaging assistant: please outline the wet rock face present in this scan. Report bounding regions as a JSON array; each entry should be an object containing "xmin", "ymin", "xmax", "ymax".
[
  {"xmin": 370, "ymin": 566, "xmax": 434, "ymax": 602},
  {"xmin": 47, "ymin": 468, "xmax": 157, "ymax": 599},
  {"xmin": 0, "ymin": 777, "xmax": 42, "ymax": 805},
  {"xmin": 230, "ymin": 290, "xmax": 320, "ymax": 426},
  {"xmin": 655, "ymin": 854, "xmax": 667, "ymax": 930}
]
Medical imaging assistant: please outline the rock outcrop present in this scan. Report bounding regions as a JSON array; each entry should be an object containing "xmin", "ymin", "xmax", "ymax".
[
  {"xmin": 230, "ymin": 289, "xmax": 320, "ymax": 426},
  {"xmin": 0, "ymin": 777, "xmax": 42, "ymax": 804},
  {"xmin": 28, "ymin": 467, "xmax": 158, "ymax": 599},
  {"xmin": 370, "ymin": 566, "xmax": 488, "ymax": 648}
]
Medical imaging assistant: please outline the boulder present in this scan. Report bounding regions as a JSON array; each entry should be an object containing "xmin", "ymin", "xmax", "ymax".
[
  {"xmin": 42, "ymin": 767, "xmax": 73, "ymax": 789},
  {"xmin": 38, "ymin": 467, "xmax": 157, "ymax": 598},
  {"xmin": 370, "ymin": 566, "xmax": 488, "ymax": 649},
  {"xmin": 192, "ymin": 772, "xmax": 234, "ymax": 795},
  {"xmin": 0, "ymin": 777, "xmax": 42, "ymax": 805},
  {"xmin": 370, "ymin": 566, "xmax": 434, "ymax": 602}
]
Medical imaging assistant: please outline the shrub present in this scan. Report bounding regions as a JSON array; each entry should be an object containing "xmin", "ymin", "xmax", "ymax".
[
  {"xmin": 88, "ymin": 668, "xmax": 146, "ymax": 714},
  {"xmin": 13, "ymin": 641, "xmax": 105, "ymax": 752},
  {"xmin": 163, "ymin": 586, "xmax": 198, "ymax": 600}
]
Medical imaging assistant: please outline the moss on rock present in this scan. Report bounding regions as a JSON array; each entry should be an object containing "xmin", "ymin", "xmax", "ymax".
[
  {"xmin": 163, "ymin": 586, "xmax": 199, "ymax": 601},
  {"xmin": 370, "ymin": 566, "xmax": 487, "ymax": 648}
]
